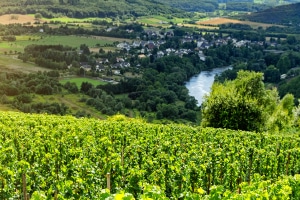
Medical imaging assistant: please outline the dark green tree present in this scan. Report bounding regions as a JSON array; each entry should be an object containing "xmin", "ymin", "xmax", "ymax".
[
  {"xmin": 277, "ymin": 56, "xmax": 291, "ymax": 74},
  {"xmin": 80, "ymin": 82, "xmax": 93, "ymax": 94},
  {"xmin": 264, "ymin": 65, "xmax": 280, "ymax": 83}
]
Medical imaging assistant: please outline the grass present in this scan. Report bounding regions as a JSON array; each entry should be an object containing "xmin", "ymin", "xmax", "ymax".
[
  {"xmin": 43, "ymin": 16, "xmax": 112, "ymax": 23},
  {"xmin": 0, "ymin": 55, "xmax": 50, "ymax": 73},
  {"xmin": 59, "ymin": 77, "xmax": 107, "ymax": 88},
  {"xmin": 32, "ymin": 92, "xmax": 106, "ymax": 119},
  {"xmin": 137, "ymin": 15, "xmax": 190, "ymax": 27},
  {"xmin": 16, "ymin": 35, "xmax": 114, "ymax": 49},
  {"xmin": 0, "ymin": 83, "xmax": 107, "ymax": 118},
  {"xmin": 0, "ymin": 35, "xmax": 131, "ymax": 54},
  {"xmin": 0, "ymin": 104, "xmax": 17, "ymax": 112}
]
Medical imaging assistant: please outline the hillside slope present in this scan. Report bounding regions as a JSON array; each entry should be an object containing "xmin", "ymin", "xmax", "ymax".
[
  {"xmin": 155, "ymin": 0, "xmax": 219, "ymax": 12},
  {"xmin": 245, "ymin": 3, "xmax": 300, "ymax": 25},
  {"xmin": 0, "ymin": 111, "xmax": 299, "ymax": 199},
  {"xmin": 0, "ymin": 0, "xmax": 181, "ymax": 18}
]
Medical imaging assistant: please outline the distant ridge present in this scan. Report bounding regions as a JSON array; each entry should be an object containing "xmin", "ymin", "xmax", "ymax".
[{"xmin": 245, "ymin": 3, "xmax": 300, "ymax": 25}]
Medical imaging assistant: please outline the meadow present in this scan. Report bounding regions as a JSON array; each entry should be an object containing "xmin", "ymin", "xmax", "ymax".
[
  {"xmin": 32, "ymin": 93, "xmax": 105, "ymax": 119},
  {"xmin": 59, "ymin": 77, "xmax": 107, "ymax": 89},
  {"xmin": 0, "ymin": 55, "xmax": 49, "ymax": 73},
  {"xmin": 0, "ymin": 14, "xmax": 112, "ymax": 25},
  {"xmin": 44, "ymin": 16, "xmax": 112, "ymax": 23},
  {"xmin": 137, "ymin": 15, "xmax": 190, "ymax": 27},
  {"xmin": 0, "ymin": 35, "xmax": 130, "ymax": 54}
]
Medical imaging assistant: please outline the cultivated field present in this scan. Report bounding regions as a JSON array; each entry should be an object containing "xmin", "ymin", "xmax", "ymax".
[
  {"xmin": 198, "ymin": 17, "xmax": 283, "ymax": 29},
  {"xmin": 0, "ymin": 14, "xmax": 45, "ymax": 25},
  {"xmin": 0, "ymin": 35, "xmax": 131, "ymax": 54},
  {"xmin": 179, "ymin": 23, "xmax": 219, "ymax": 30},
  {"xmin": 0, "ymin": 14, "xmax": 112, "ymax": 25},
  {"xmin": 137, "ymin": 15, "xmax": 191, "ymax": 28}
]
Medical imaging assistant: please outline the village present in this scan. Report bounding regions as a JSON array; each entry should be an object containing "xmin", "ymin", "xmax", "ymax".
[{"xmin": 79, "ymin": 28, "xmax": 274, "ymax": 80}]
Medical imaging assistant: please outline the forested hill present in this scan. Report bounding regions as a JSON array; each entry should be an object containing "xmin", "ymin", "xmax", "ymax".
[
  {"xmin": 0, "ymin": 0, "xmax": 181, "ymax": 18},
  {"xmin": 155, "ymin": 0, "xmax": 219, "ymax": 12},
  {"xmin": 244, "ymin": 3, "xmax": 300, "ymax": 25}
]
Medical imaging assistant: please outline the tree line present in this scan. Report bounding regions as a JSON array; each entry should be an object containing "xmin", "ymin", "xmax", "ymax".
[{"xmin": 0, "ymin": 71, "xmax": 68, "ymax": 115}]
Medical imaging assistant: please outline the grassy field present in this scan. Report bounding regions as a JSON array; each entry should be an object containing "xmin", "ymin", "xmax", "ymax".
[
  {"xmin": 0, "ymin": 35, "xmax": 131, "ymax": 54},
  {"xmin": 44, "ymin": 16, "xmax": 112, "ymax": 23},
  {"xmin": 0, "ymin": 104, "xmax": 17, "ymax": 111},
  {"xmin": 137, "ymin": 15, "xmax": 190, "ymax": 27},
  {"xmin": 0, "ymin": 55, "xmax": 50, "ymax": 73},
  {"xmin": 0, "ymin": 77, "xmax": 107, "ymax": 118},
  {"xmin": 59, "ymin": 77, "xmax": 107, "ymax": 88},
  {"xmin": 0, "ymin": 14, "xmax": 113, "ymax": 25},
  {"xmin": 32, "ymin": 93, "xmax": 106, "ymax": 119}
]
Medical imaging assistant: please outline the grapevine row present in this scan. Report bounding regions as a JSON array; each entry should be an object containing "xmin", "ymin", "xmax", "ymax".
[{"xmin": 0, "ymin": 112, "xmax": 299, "ymax": 199}]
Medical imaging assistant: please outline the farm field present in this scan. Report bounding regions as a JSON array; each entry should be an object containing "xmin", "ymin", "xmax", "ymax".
[
  {"xmin": 0, "ymin": 14, "xmax": 112, "ymax": 25},
  {"xmin": 18, "ymin": 35, "xmax": 110, "ymax": 48},
  {"xmin": 0, "ymin": 35, "xmax": 128, "ymax": 54},
  {"xmin": 137, "ymin": 15, "xmax": 190, "ymax": 27},
  {"xmin": 198, "ymin": 17, "xmax": 284, "ymax": 29},
  {"xmin": 179, "ymin": 23, "xmax": 219, "ymax": 30},
  {"xmin": 0, "ymin": 14, "xmax": 45, "ymax": 25},
  {"xmin": 44, "ymin": 16, "xmax": 112, "ymax": 24}
]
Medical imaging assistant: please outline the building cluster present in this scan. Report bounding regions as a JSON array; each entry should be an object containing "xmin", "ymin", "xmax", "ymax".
[{"xmin": 80, "ymin": 29, "xmax": 271, "ymax": 76}]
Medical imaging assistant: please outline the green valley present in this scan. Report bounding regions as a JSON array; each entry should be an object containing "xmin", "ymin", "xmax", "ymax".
[{"xmin": 0, "ymin": 1, "xmax": 300, "ymax": 199}]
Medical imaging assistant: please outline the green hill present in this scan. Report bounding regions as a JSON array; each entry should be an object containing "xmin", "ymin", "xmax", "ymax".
[
  {"xmin": 154, "ymin": 0, "xmax": 219, "ymax": 12},
  {"xmin": 244, "ymin": 3, "xmax": 300, "ymax": 25},
  {"xmin": 0, "ymin": 0, "xmax": 181, "ymax": 18},
  {"xmin": 0, "ymin": 111, "xmax": 299, "ymax": 199}
]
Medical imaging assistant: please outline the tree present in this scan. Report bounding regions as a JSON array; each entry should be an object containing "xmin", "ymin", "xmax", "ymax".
[
  {"xmin": 204, "ymin": 56, "xmax": 215, "ymax": 69},
  {"xmin": 35, "ymin": 84, "xmax": 53, "ymax": 95},
  {"xmin": 34, "ymin": 13, "xmax": 42, "ymax": 20},
  {"xmin": 80, "ymin": 44, "xmax": 90, "ymax": 55},
  {"xmin": 267, "ymin": 94, "xmax": 295, "ymax": 132},
  {"xmin": 286, "ymin": 35, "xmax": 297, "ymax": 45},
  {"xmin": 80, "ymin": 82, "xmax": 93, "ymax": 94},
  {"xmin": 264, "ymin": 65, "xmax": 280, "ymax": 83},
  {"xmin": 201, "ymin": 70, "xmax": 277, "ymax": 132},
  {"xmin": 277, "ymin": 55, "xmax": 291, "ymax": 74}
]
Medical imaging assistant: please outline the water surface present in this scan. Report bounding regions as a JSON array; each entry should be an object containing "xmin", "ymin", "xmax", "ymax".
[{"xmin": 185, "ymin": 67, "xmax": 232, "ymax": 106}]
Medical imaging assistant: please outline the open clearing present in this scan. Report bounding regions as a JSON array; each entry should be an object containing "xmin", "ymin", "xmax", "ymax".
[
  {"xmin": 0, "ymin": 14, "xmax": 110, "ymax": 25},
  {"xmin": 59, "ymin": 77, "xmax": 107, "ymax": 88},
  {"xmin": 0, "ymin": 55, "xmax": 50, "ymax": 73},
  {"xmin": 0, "ymin": 14, "xmax": 45, "ymax": 25},
  {"xmin": 0, "ymin": 35, "xmax": 130, "ymax": 54},
  {"xmin": 198, "ymin": 17, "xmax": 283, "ymax": 29}
]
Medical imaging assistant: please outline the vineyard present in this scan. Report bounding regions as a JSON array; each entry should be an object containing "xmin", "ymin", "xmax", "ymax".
[{"xmin": 0, "ymin": 111, "xmax": 300, "ymax": 199}]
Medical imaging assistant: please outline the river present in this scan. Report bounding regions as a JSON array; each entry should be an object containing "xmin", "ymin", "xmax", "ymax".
[{"xmin": 185, "ymin": 66, "xmax": 232, "ymax": 106}]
